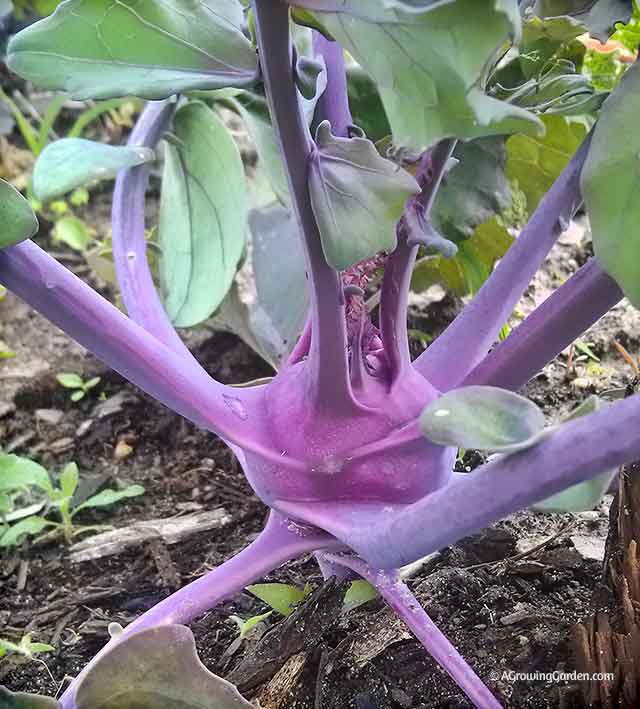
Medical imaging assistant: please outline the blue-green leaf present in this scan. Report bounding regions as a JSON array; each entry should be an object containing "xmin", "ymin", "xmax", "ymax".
[
  {"xmin": 0, "ymin": 179, "xmax": 38, "ymax": 248},
  {"xmin": 0, "ymin": 687, "xmax": 60, "ymax": 708},
  {"xmin": 421, "ymin": 385, "xmax": 545, "ymax": 452},
  {"xmin": 160, "ymin": 102, "xmax": 246, "ymax": 327},
  {"xmin": 582, "ymin": 61, "xmax": 640, "ymax": 308},
  {"xmin": 309, "ymin": 120, "xmax": 419, "ymax": 270},
  {"xmin": 534, "ymin": 396, "xmax": 617, "ymax": 512},
  {"xmin": 33, "ymin": 139, "xmax": 154, "ymax": 202},
  {"xmin": 309, "ymin": 0, "xmax": 543, "ymax": 150},
  {"xmin": 75, "ymin": 625, "xmax": 253, "ymax": 708},
  {"xmin": 524, "ymin": 0, "xmax": 633, "ymax": 41},
  {"xmin": 7, "ymin": 0, "xmax": 258, "ymax": 100}
]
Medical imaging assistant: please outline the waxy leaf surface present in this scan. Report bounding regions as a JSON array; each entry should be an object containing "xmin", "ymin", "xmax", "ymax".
[
  {"xmin": 159, "ymin": 102, "xmax": 246, "ymax": 327},
  {"xmin": 421, "ymin": 385, "xmax": 545, "ymax": 451},
  {"xmin": 582, "ymin": 61, "xmax": 640, "ymax": 308},
  {"xmin": 33, "ymin": 139, "xmax": 154, "ymax": 202},
  {"xmin": 309, "ymin": 121, "xmax": 419, "ymax": 270},
  {"xmin": 75, "ymin": 625, "xmax": 253, "ymax": 708},
  {"xmin": 310, "ymin": 0, "xmax": 543, "ymax": 150},
  {"xmin": 7, "ymin": 0, "xmax": 258, "ymax": 99},
  {"xmin": 523, "ymin": 0, "xmax": 632, "ymax": 41},
  {"xmin": 0, "ymin": 179, "xmax": 38, "ymax": 249},
  {"xmin": 0, "ymin": 687, "xmax": 60, "ymax": 708},
  {"xmin": 534, "ymin": 396, "xmax": 617, "ymax": 512}
]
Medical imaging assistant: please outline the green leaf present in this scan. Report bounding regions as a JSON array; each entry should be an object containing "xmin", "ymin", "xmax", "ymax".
[
  {"xmin": 56, "ymin": 372, "xmax": 84, "ymax": 389},
  {"xmin": 84, "ymin": 377, "xmax": 101, "ymax": 390},
  {"xmin": 52, "ymin": 216, "xmax": 93, "ymax": 252},
  {"xmin": 0, "ymin": 454, "xmax": 53, "ymax": 496},
  {"xmin": 73, "ymin": 484, "xmax": 144, "ymax": 515},
  {"xmin": 411, "ymin": 217, "xmax": 514, "ymax": 296},
  {"xmin": 59, "ymin": 463, "xmax": 79, "ymax": 500},
  {"xmin": 232, "ymin": 611, "xmax": 273, "ymax": 639},
  {"xmin": 6, "ymin": 0, "xmax": 258, "ymax": 100},
  {"xmin": 0, "ymin": 179, "xmax": 38, "ymax": 249},
  {"xmin": 33, "ymin": 139, "xmax": 154, "ymax": 202},
  {"xmin": 229, "ymin": 92, "xmax": 289, "ymax": 203},
  {"xmin": 70, "ymin": 390, "xmax": 85, "ymax": 402},
  {"xmin": 247, "ymin": 582, "xmax": 308, "ymax": 617},
  {"xmin": 343, "ymin": 580, "xmax": 378, "ymax": 613},
  {"xmin": 0, "ymin": 687, "xmax": 61, "ymax": 708},
  {"xmin": 75, "ymin": 625, "xmax": 253, "ymax": 708},
  {"xmin": 0, "ymin": 516, "xmax": 53, "ymax": 547},
  {"xmin": 433, "ymin": 138, "xmax": 511, "ymax": 244},
  {"xmin": 313, "ymin": 0, "xmax": 543, "ymax": 150},
  {"xmin": 159, "ymin": 102, "xmax": 246, "ymax": 327},
  {"xmin": 534, "ymin": 396, "xmax": 617, "ymax": 512},
  {"xmin": 309, "ymin": 120, "xmax": 419, "ymax": 270},
  {"xmin": 421, "ymin": 385, "xmax": 545, "ymax": 452},
  {"xmin": 346, "ymin": 65, "xmax": 391, "ymax": 144},
  {"xmin": 582, "ymin": 62, "xmax": 640, "ymax": 308},
  {"xmin": 526, "ymin": 0, "xmax": 633, "ymax": 41},
  {"xmin": 506, "ymin": 114, "xmax": 587, "ymax": 215}
]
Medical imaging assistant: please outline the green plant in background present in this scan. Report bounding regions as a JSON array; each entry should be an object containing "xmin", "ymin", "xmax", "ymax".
[
  {"xmin": 56, "ymin": 372, "xmax": 101, "ymax": 402},
  {"xmin": 0, "ymin": 456, "xmax": 144, "ymax": 545},
  {"xmin": 0, "ymin": 634, "xmax": 54, "ymax": 664}
]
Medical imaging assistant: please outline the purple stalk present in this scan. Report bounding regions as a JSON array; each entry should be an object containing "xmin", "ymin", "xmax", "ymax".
[
  {"xmin": 320, "ymin": 552, "xmax": 502, "ymax": 709},
  {"xmin": 59, "ymin": 512, "xmax": 342, "ymax": 708},
  {"xmin": 0, "ymin": 241, "xmax": 276, "ymax": 455},
  {"xmin": 353, "ymin": 390, "xmax": 640, "ymax": 569},
  {"xmin": 252, "ymin": 1, "xmax": 355, "ymax": 413},
  {"xmin": 463, "ymin": 257, "xmax": 623, "ymax": 391},
  {"xmin": 413, "ymin": 133, "xmax": 592, "ymax": 391},
  {"xmin": 380, "ymin": 140, "xmax": 456, "ymax": 380},
  {"xmin": 111, "ymin": 100, "xmax": 187, "ymax": 354},
  {"xmin": 312, "ymin": 32, "xmax": 352, "ymax": 138}
]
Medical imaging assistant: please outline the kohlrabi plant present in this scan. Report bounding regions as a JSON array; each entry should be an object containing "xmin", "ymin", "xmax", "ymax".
[{"xmin": 0, "ymin": 1, "xmax": 639, "ymax": 707}]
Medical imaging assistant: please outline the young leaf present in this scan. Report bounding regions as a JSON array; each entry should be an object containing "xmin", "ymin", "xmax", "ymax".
[
  {"xmin": 311, "ymin": 0, "xmax": 543, "ymax": 150},
  {"xmin": 420, "ymin": 385, "xmax": 545, "ymax": 452},
  {"xmin": 0, "ymin": 516, "xmax": 53, "ymax": 547},
  {"xmin": 70, "ymin": 390, "xmax": 85, "ymax": 403},
  {"xmin": 84, "ymin": 377, "xmax": 101, "ymax": 390},
  {"xmin": 73, "ymin": 484, "xmax": 145, "ymax": 515},
  {"xmin": 75, "ymin": 625, "xmax": 253, "ymax": 708},
  {"xmin": 533, "ymin": 396, "xmax": 617, "ymax": 512},
  {"xmin": 525, "ymin": 0, "xmax": 633, "ymax": 41},
  {"xmin": 52, "ymin": 217, "xmax": 93, "ymax": 252},
  {"xmin": 231, "ymin": 610, "xmax": 273, "ymax": 639},
  {"xmin": 6, "ymin": 0, "xmax": 258, "ymax": 100},
  {"xmin": 247, "ymin": 582, "xmax": 308, "ymax": 616},
  {"xmin": 581, "ymin": 61, "xmax": 640, "ymax": 308},
  {"xmin": 0, "ymin": 178, "xmax": 38, "ymax": 249},
  {"xmin": 33, "ymin": 139, "xmax": 154, "ymax": 202},
  {"xmin": 159, "ymin": 103, "xmax": 246, "ymax": 327},
  {"xmin": 56, "ymin": 372, "xmax": 84, "ymax": 389},
  {"xmin": 309, "ymin": 121, "xmax": 419, "ymax": 270},
  {"xmin": 0, "ymin": 687, "xmax": 61, "ymax": 708},
  {"xmin": 507, "ymin": 114, "xmax": 587, "ymax": 215},
  {"xmin": 59, "ymin": 463, "xmax": 79, "ymax": 500},
  {"xmin": 343, "ymin": 580, "xmax": 378, "ymax": 613},
  {"xmin": 0, "ymin": 454, "xmax": 53, "ymax": 496}
]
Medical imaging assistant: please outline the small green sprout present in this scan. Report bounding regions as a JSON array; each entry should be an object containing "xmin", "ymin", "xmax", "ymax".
[
  {"xmin": 56, "ymin": 372, "xmax": 101, "ymax": 402},
  {"xmin": 0, "ymin": 634, "xmax": 54, "ymax": 663},
  {"xmin": 0, "ymin": 455, "xmax": 144, "ymax": 546}
]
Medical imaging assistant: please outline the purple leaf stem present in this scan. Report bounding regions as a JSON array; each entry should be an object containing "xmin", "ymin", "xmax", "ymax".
[
  {"xmin": 252, "ymin": 0, "xmax": 355, "ymax": 413},
  {"xmin": 413, "ymin": 133, "xmax": 592, "ymax": 391},
  {"xmin": 320, "ymin": 552, "xmax": 502, "ymax": 708},
  {"xmin": 380, "ymin": 140, "xmax": 456, "ymax": 380},
  {"xmin": 312, "ymin": 31, "xmax": 352, "ymax": 138},
  {"xmin": 463, "ymin": 257, "xmax": 623, "ymax": 391},
  {"xmin": 59, "ymin": 512, "xmax": 342, "ymax": 709},
  {"xmin": 111, "ymin": 100, "xmax": 188, "ymax": 354},
  {"xmin": 0, "ymin": 240, "xmax": 280, "ymax": 455},
  {"xmin": 354, "ymin": 390, "xmax": 640, "ymax": 568}
]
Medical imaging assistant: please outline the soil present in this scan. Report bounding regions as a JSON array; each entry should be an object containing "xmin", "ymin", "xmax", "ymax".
[{"xmin": 1, "ymin": 99, "xmax": 640, "ymax": 709}]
